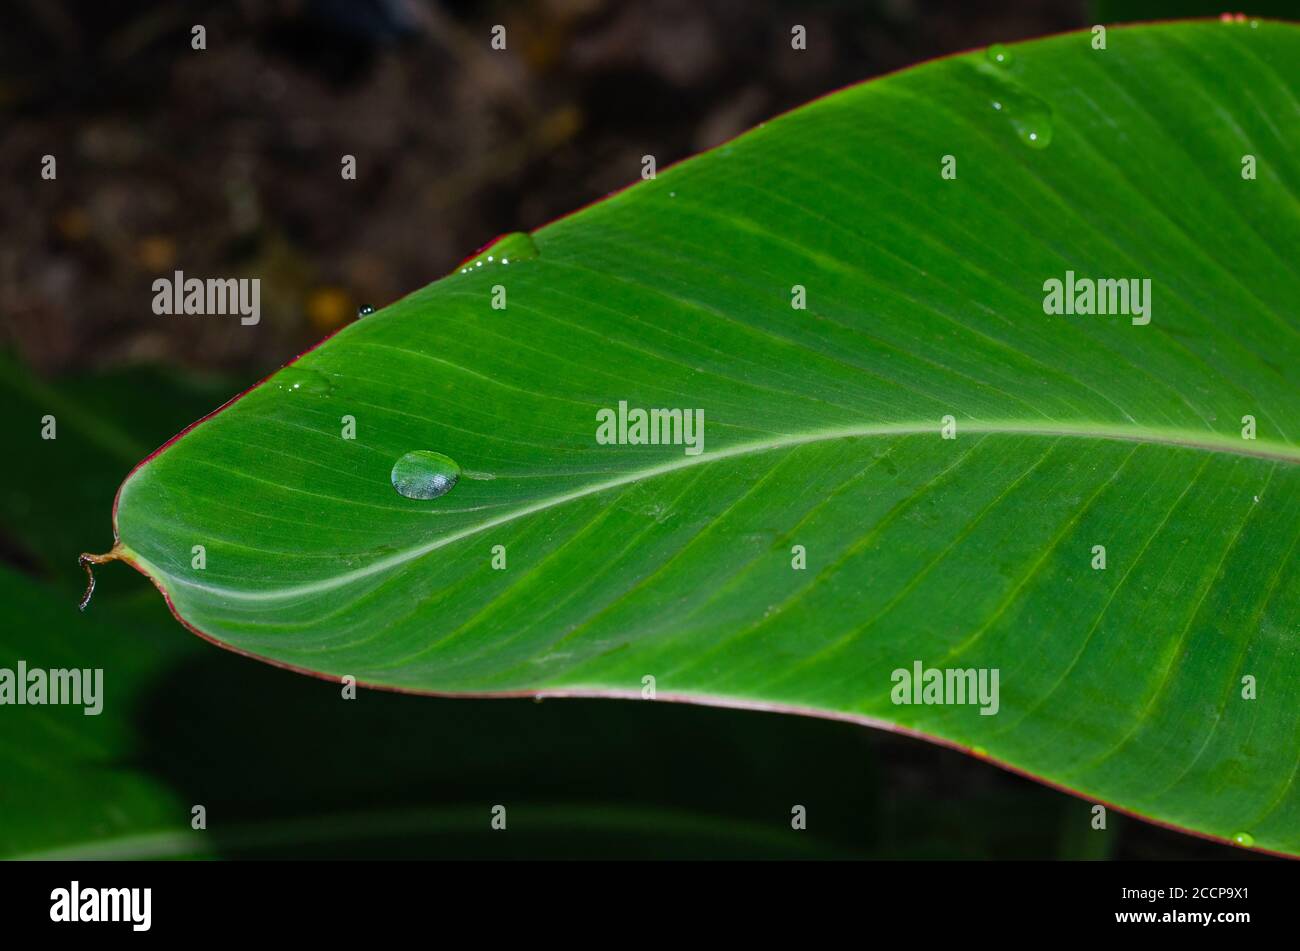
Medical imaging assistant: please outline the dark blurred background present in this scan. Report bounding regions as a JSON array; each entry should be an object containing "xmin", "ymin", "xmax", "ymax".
[
  {"xmin": 1, "ymin": 0, "xmax": 1101, "ymax": 375},
  {"xmin": 0, "ymin": 0, "xmax": 1284, "ymax": 860}
]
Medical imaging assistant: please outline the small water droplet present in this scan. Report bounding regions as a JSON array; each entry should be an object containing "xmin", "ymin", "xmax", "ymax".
[
  {"xmin": 969, "ymin": 57, "xmax": 1055, "ymax": 151},
  {"xmin": 391, "ymin": 450, "xmax": 461, "ymax": 501},
  {"xmin": 1011, "ymin": 111, "xmax": 1053, "ymax": 149},
  {"xmin": 456, "ymin": 232, "xmax": 540, "ymax": 275},
  {"xmin": 274, "ymin": 367, "xmax": 332, "ymax": 395},
  {"xmin": 357, "ymin": 305, "xmax": 374, "ymax": 318},
  {"xmin": 1233, "ymin": 831, "xmax": 1255, "ymax": 847}
]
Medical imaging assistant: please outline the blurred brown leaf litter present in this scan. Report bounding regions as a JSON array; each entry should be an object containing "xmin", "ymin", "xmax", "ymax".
[{"xmin": 0, "ymin": 0, "xmax": 1083, "ymax": 376}]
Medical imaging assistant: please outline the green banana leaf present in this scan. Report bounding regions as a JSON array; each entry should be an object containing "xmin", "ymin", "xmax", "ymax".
[
  {"xmin": 91, "ymin": 21, "xmax": 1300, "ymax": 856},
  {"xmin": 2, "ymin": 360, "xmax": 1112, "ymax": 859}
]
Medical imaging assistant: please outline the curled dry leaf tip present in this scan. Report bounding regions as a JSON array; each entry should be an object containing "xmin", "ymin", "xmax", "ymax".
[{"xmin": 77, "ymin": 547, "xmax": 122, "ymax": 612}]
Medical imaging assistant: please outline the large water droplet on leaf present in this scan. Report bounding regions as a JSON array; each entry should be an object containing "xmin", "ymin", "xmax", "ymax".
[{"xmin": 391, "ymin": 450, "xmax": 462, "ymax": 500}]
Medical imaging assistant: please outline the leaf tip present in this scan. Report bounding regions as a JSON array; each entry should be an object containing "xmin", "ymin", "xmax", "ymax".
[{"xmin": 77, "ymin": 546, "xmax": 122, "ymax": 612}]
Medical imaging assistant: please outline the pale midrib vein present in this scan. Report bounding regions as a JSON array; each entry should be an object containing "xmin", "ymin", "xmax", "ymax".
[{"xmin": 131, "ymin": 419, "xmax": 1299, "ymax": 605}]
